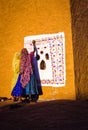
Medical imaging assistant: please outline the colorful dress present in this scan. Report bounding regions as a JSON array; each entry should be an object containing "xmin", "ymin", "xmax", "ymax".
[
  {"xmin": 11, "ymin": 52, "xmax": 24, "ymax": 98},
  {"xmin": 24, "ymin": 52, "xmax": 39, "ymax": 95},
  {"xmin": 11, "ymin": 52, "xmax": 20, "ymax": 90},
  {"xmin": 11, "ymin": 48, "xmax": 39, "ymax": 99},
  {"xmin": 11, "ymin": 74, "xmax": 23, "ymax": 97},
  {"xmin": 11, "ymin": 48, "xmax": 30, "ymax": 98}
]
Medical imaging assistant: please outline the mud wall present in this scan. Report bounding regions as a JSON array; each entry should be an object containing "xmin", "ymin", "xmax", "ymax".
[
  {"xmin": 0, "ymin": 0, "xmax": 75, "ymax": 100},
  {"xmin": 70, "ymin": 0, "xmax": 88, "ymax": 100}
]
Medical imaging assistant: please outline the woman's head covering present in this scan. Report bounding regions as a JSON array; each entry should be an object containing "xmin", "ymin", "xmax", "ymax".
[
  {"xmin": 12, "ymin": 52, "xmax": 20, "ymax": 72},
  {"xmin": 20, "ymin": 48, "xmax": 33, "ymax": 88}
]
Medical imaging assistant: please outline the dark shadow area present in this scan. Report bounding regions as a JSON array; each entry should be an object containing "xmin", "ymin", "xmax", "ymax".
[
  {"xmin": 0, "ymin": 99, "xmax": 88, "ymax": 129},
  {"xmin": 0, "ymin": 97, "xmax": 8, "ymax": 102},
  {"xmin": 70, "ymin": 0, "xmax": 88, "ymax": 100},
  {"xmin": 33, "ymin": 48, "xmax": 43, "ymax": 97}
]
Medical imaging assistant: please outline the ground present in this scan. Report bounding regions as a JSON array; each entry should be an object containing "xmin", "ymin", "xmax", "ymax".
[{"xmin": 0, "ymin": 99, "xmax": 88, "ymax": 130}]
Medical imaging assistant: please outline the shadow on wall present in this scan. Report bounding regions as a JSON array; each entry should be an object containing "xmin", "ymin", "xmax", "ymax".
[{"xmin": 33, "ymin": 48, "xmax": 43, "ymax": 96}]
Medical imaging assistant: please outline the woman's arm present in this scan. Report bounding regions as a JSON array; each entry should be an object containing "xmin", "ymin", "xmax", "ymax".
[{"xmin": 32, "ymin": 40, "xmax": 36, "ymax": 53}]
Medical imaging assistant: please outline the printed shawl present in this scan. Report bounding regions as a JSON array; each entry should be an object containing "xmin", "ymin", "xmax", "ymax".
[{"xmin": 20, "ymin": 48, "xmax": 33, "ymax": 88}]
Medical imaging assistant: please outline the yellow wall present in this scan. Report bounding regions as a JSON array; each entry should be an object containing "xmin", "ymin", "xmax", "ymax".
[{"xmin": 0, "ymin": 0, "xmax": 76, "ymax": 100}]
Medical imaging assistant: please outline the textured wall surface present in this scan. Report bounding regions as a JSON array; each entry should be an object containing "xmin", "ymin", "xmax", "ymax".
[
  {"xmin": 70, "ymin": 0, "xmax": 88, "ymax": 99},
  {"xmin": 0, "ymin": 0, "xmax": 75, "ymax": 100}
]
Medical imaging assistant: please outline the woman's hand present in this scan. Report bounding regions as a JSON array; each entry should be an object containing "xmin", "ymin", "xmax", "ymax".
[
  {"xmin": 32, "ymin": 40, "xmax": 36, "ymax": 52},
  {"xmin": 32, "ymin": 40, "xmax": 36, "ymax": 46}
]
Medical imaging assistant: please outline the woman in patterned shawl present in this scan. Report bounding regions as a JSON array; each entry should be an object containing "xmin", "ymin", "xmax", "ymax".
[
  {"xmin": 23, "ymin": 40, "xmax": 39, "ymax": 102},
  {"xmin": 11, "ymin": 48, "xmax": 33, "ymax": 101},
  {"xmin": 20, "ymin": 48, "xmax": 33, "ymax": 88},
  {"xmin": 11, "ymin": 40, "xmax": 39, "ymax": 102}
]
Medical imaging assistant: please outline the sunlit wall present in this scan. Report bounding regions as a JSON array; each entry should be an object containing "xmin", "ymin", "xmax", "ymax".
[{"xmin": 0, "ymin": 0, "xmax": 75, "ymax": 100}]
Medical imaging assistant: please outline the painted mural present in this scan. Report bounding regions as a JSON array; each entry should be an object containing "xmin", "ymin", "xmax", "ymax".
[{"xmin": 24, "ymin": 32, "xmax": 66, "ymax": 87}]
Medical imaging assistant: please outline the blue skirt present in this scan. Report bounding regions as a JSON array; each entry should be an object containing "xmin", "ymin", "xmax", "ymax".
[
  {"xmin": 24, "ymin": 73, "xmax": 39, "ymax": 95},
  {"xmin": 11, "ymin": 74, "xmax": 23, "ymax": 97}
]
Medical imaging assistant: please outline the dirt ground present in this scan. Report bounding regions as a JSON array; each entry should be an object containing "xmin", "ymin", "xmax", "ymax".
[{"xmin": 0, "ymin": 99, "xmax": 88, "ymax": 130}]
